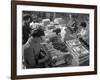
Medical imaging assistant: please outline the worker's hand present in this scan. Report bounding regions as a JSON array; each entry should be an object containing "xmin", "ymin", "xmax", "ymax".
[
  {"xmin": 70, "ymin": 34, "xmax": 77, "ymax": 38},
  {"xmin": 76, "ymin": 34, "xmax": 81, "ymax": 38},
  {"xmin": 64, "ymin": 54, "xmax": 73, "ymax": 65}
]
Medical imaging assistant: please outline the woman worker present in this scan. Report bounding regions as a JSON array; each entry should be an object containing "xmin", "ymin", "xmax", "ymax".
[
  {"xmin": 23, "ymin": 28, "xmax": 50, "ymax": 68},
  {"xmin": 77, "ymin": 22, "xmax": 89, "ymax": 49}
]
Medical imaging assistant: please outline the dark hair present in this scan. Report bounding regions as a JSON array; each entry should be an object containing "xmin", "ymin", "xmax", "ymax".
[
  {"xmin": 31, "ymin": 28, "xmax": 45, "ymax": 38},
  {"xmin": 23, "ymin": 14, "xmax": 32, "ymax": 22},
  {"xmin": 72, "ymin": 15, "xmax": 78, "ymax": 19},
  {"xmin": 80, "ymin": 22, "xmax": 87, "ymax": 28},
  {"xmin": 23, "ymin": 14, "xmax": 30, "ymax": 20},
  {"xmin": 53, "ymin": 28, "xmax": 61, "ymax": 35}
]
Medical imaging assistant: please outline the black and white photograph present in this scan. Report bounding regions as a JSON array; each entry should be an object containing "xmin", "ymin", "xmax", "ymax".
[
  {"xmin": 11, "ymin": 1, "xmax": 97, "ymax": 79},
  {"xmin": 22, "ymin": 11, "xmax": 90, "ymax": 69}
]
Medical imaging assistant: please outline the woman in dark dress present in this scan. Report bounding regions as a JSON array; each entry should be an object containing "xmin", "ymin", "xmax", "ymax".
[{"xmin": 22, "ymin": 14, "xmax": 32, "ymax": 44}]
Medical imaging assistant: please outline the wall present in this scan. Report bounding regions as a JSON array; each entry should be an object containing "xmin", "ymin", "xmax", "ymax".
[{"xmin": 0, "ymin": 0, "xmax": 99, "ymax": 80}]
